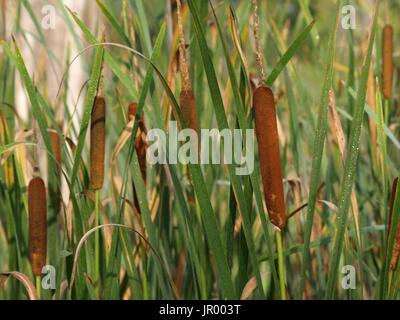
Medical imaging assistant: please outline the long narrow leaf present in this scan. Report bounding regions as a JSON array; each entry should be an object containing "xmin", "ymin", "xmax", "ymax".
[{"xmin": 325, "ymin": 3, "xmax": 379, "ymax": 298}]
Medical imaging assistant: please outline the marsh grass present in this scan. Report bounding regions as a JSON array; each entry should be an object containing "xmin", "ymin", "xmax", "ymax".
[{"xmin": 0, "ymin": 0, "xmax": 399, "ymax": 300}]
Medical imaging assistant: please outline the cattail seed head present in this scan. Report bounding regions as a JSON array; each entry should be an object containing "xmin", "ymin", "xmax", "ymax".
[
  {"xmin": 382, "ymin": 24, "xmax": 393, "ymax": 99},
  {"xmin": 179, "ymin": 89, "xmax": 198, "ymax": 133},
  {"xmin": 28, "ymin": 177, "xmax": 47, "ymax": 276},
  {"xmin": 253, "ymin": 86, "xmax": 287, "ymax": 230},
  {"xmin": 48, "ymin": 129, "xmax": 61, "ymax": 165},
  {"xmin": 90, "ymin": 96, "xmax": 106, "ymax": 190}
]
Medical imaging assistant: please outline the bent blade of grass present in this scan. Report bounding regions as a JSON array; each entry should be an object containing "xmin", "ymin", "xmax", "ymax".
[
  {"xmin": 325, "ymin": 3, "xmax": 378, "ymax": 299},
  {"xmin": 0, "ymin": 271, "xmax": 38, "ymax": 300},
  {"xmin": 68, "ymin": 223, "xmax": 176, "ymax": 296},
  {"xmin": 298, "ymin": 0, "xmax": 342, "ymax": 298},
  {"xmin": 66, "ymin": 7, "xmax": 139, "ymax": 101},
  {"xmin": 132, "ymin": 0, "xmax": 152, "ymax": 56},
  {"xmin": 95, "ymin": 0, "xmax": 131, "ymax": 45}
]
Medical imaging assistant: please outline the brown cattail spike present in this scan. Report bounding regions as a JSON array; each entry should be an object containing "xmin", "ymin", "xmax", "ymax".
[
  {"xmin": 90, "ymin": 96, "xmax": 106, "ymax": 190},
  {"xmin": 253, "ymin": 86, "xmax": 287, "ymax": 230},
  {"xmin": 48, "ymin": 129, "xmax": 61, "ymax": 165},
  {"xmin": 179, "ymin": 89, "xmax": 198, "ymax": 133},
  {"xmin": 28, "ymin": 177, "xmax": 47, "ymax": 276},
  {"xmin": 382, "ymin": 24, "xmax": 393, "ymax": 99}
]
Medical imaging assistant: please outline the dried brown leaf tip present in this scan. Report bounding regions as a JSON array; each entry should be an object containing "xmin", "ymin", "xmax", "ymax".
[
  {"xmin": 382, "ymin": 24, "xmax": 393, "ymax": 99},
  {"xmin": 127, "ymin": 102, "xmax": 147, "ymax": 180},
  {"xmin": 128, "ymin": 102, "xmax": 138, "ymax": 122},
  {"xmin": 90, "ymin": 96, "xmax": 106, "ymax": 190},
  {"xmin": 253, "ymin": 86, "xmax": 287, "ymax": 230},
  {"xmin": 28, "ymin": 177, "xmax": 47, "ymax": 276}
]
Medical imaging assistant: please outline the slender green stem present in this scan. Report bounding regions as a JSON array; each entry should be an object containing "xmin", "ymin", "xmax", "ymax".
[
  {"xmin": 95, "ymin": 189, "xmax": 100, "ymax": 295},
  {"xmin": 276, "ymin": 231, "xmax": 286, "ymax": 300},
  {"xmin": 36, "ymin": 275, "xmax": 41, "ymax": 300}
]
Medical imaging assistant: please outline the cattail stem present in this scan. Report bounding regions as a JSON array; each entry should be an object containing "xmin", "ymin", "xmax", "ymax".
[
  {"xmin": 252, "ymin": 0, "xmax": 266, "ymax": 86},
  {"xmin": 382, "ymin": 24, "xmax": 393, "ymax": 100},
  {"xmin": 176, "ymin": 0, "xmax": 191, "ymax": 92},
  {"xmin": 94, "ymin": 189, "xmax": 100, "ymax": 293},
  {"xmin": 276, "ymin": 231, "xmax": 286, "ymax": 300},
  {"xmin": 36, "ymin": 275, "xmax": 41, "ymax": 300}
]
